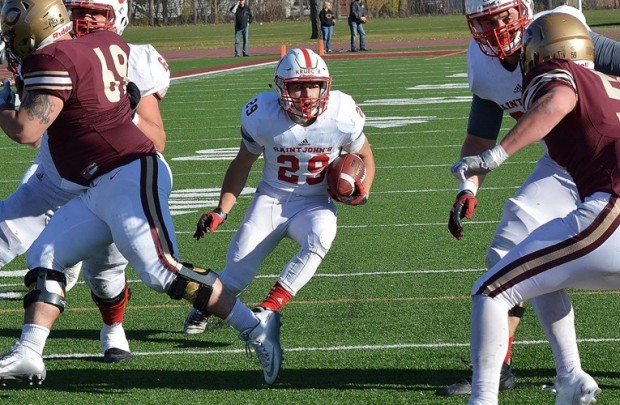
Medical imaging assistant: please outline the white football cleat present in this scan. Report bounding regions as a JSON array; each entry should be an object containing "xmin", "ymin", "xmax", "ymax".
[
  {"xmin": 183, "ymin": 308, "xmax": 210, "ymax": 334},
  {"xmin": 554, "ymin": 369, "xmax": 600, "ymax": 405},
  {"xmin": 0, "ymin": 341, "xmax": 46, "ymax": 385},
  {"xmin": 240, "ymin": 309, "xmax": 283, "ymax": 385}
]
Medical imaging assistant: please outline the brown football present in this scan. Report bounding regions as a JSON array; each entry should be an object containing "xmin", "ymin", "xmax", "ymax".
[{"xmin": 327, "ymin": 154, "xmax": 366, "ymax": 197}]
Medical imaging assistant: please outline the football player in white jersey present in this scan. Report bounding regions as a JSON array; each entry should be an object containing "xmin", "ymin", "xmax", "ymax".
[
  {"xmin": 183, "ymin": 48, "xmax": 376, "ymax": 334},
  {"xmin": 0, "ymin": 0, "xmax": 168, "ymax": 363},
  {"xmin": 440, "ymin": 0, "xmax": 620, "ymax": 397},
  {"xmin": 0, "ymin": 0, "xmax": 282, "ymax": 386}
]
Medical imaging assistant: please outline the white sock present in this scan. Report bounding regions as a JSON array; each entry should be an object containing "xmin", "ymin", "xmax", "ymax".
[
  {"xmin": 470, "ymin": 295, "xmax": 510, "ymax": 404},
  {"xmin": 20, "ymin": 324, "xmax": 50, "ymax": 356},
  {"xmin": 224, "ymin": 300, "xmax": 259, "ymax": 332},
  {"xmin": 100, "ymin": 323, "xmax": 130, "ymax": 352},
  {"xmin": 530, "ymin": 291, "xmax": 581, "ymax": 377}
]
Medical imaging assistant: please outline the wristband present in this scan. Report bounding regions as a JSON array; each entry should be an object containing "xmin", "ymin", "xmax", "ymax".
[
  {"xmin": 458, "ymin": 179, "xmax": 478, "ymax": 196},
  {"xmin": 213, "ymin": 207, "xmax": 228, "ymax": 221}
]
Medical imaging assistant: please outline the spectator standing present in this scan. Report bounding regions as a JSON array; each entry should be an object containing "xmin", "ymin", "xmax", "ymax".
[
  {"xmin": 230, "ymin": 0, "xmax": 253, "ymax": 56},
  {"xmin": 319, "ymin": 2, "xmax": 336, "ymax": 53},
  {"xmin": 348, "ymin": 0, "xmax": 367, "ymax": 52}
]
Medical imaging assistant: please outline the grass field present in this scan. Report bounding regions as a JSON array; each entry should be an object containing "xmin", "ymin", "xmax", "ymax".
[
  {"xmin": 121, "ymin": 11, "xmax": 620, "ymax": 53},
  {"xmin": 1, "ymin": 13, "xmax": 620, "ymax": 405}
]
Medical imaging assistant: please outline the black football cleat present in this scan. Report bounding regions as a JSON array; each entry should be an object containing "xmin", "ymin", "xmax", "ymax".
[
  {"xmin": 436, "ymin": 362, "xmax": 516, "ymax": 397},
  {"xmin": 104, "ymin": 348, "xmax": 133, "ymax": 363}
]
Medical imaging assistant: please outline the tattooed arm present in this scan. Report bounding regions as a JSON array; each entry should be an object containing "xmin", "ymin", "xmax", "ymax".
[{"xmin": 0, "ymin": 90, "xmax": 62, "ymax": 147}]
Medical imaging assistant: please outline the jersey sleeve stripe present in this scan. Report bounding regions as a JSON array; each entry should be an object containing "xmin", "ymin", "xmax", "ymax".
[
  {"xmin": 523, "ymin": 69, "xmax": 576, "ymax": 110},
  {"xmin": 23, "ymin": 70, "xmax": 70, "ymax": 78},
  {"xmin": 24, "ymin": 74, "xmax": 73, "ymax": 91},
  {"xmin": 25, "ymin": 84, "xmax": 73, "ymax": 91}
]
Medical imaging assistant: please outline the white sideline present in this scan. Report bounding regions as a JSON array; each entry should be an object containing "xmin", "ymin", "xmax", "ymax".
[
  {"xmin": 0, "ymin": 268, "xmax": 486, "ymax": 287},
  {"xmin": 42, "ymin": 337, "xmax": 620, "ymax": 360},
  {"xmin": 170, "ymin": 61, "xmax": 277, "ymax": 83}
]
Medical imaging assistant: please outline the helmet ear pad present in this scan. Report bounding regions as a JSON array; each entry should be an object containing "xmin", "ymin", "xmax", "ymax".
[{"xmin": 274, "ymin": 48, "xmax": 332, "ymax": 122}]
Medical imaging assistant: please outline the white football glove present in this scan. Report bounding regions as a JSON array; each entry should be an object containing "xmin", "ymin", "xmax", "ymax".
[
  {"xmin": 0, "ymin": 80, "xmax": 16, "ymax": 110},
  {"xmin": 451, "ymin": 145, "xmax": 509, "ymax": 182}
]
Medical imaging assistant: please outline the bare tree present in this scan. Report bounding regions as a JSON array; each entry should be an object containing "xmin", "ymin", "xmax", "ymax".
[
  {"xmin": 398, "ymin": 0, "xmax": 408, "ymax": 16},
  {"xmin": 309, "ymin": 0, "xmax": 320, "ymax": 39},
  {"xmin": 149, "ymin": 0, "xmax": 155, "ymax": 25}
]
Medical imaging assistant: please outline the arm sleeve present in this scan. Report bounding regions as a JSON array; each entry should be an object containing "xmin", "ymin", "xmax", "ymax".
[
  {"xmin": 466, "ymin": 94, "xmax": 504, "ymax": 141},
  {"xmin": 591, "ymin": 32, "xmax": 620, "ymax": 76}
]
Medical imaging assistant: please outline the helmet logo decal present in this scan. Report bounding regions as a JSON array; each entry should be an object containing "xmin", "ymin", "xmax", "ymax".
[{"xmin": 52, "ymin": 21, "xmax": 71, "ymax": 39}]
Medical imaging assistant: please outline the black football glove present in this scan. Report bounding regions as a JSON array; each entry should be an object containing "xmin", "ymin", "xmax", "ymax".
[
  {"xmin": 194, "ymin": 208, "xmax": 228, "ymax": 240},
  {"xmin": 448, "ymin": 190, "xmax": 477, "ymax": 240},
  {"xmin": 126, "ymin": 81, "xmax": 141, "ymax": 116}
]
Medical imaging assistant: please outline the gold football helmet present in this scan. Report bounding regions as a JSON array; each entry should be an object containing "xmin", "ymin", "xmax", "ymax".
[
  {"xmin": 521, "ymin": 13, "xmax": 594, "ymax": 76},
  {"xmin": 1, "ymin": 0, "xmax": 72, "ymax": 65}
]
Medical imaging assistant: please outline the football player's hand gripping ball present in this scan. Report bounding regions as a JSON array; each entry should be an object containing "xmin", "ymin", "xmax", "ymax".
[
  {"xmin": 194, "ymin": 208, "xmax": 228, "ymax": 240},
  {"xmin": 329, "ymin": 179, "xmax": 368, "ymax": 206},
  {"xmin": 448, "ymin": 190, "xmax": 477, "ymax": 240}
]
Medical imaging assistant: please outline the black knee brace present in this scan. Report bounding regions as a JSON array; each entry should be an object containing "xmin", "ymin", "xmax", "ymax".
[
  {"xmin": 166, "ymin": 263, "xmax": 218, "ymax": 313},
  {"xmin": 23, "ymin": 268, "xmax": 67, "ymax": 312}
]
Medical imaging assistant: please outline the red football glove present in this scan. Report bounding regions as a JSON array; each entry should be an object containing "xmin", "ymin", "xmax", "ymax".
[
  {"xmin": 329, "ymin": 180, "xmax": 368, "ymax": 206},
  {"xmin": 194, "ymin": 208, "xmax": 228, "ymax": 240},
  {"xmin": 448, "ymin": 190, "xmax": 477, "ymax": 240}
]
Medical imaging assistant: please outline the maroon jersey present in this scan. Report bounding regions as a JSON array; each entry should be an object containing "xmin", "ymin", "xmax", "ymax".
[
  {"xmin": 21, "ymin": 30, "xmax": 156, "ymax": 186},
  {"xmin": 522, "ymin": 59, "xmax": 620, "ymax": 201}
]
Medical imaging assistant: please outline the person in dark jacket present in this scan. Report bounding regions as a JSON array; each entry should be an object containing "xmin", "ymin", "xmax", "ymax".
[
  {"xmin": 230, "ymin": 0, "xmax": 253, "ymax": 56},
  {"xmin": 319, "ymin": 2, "xmax": 336, "ymax": 53},
  {"xmin": 348, "ymin": 0, "xmax": 367, "ymax": 52}
]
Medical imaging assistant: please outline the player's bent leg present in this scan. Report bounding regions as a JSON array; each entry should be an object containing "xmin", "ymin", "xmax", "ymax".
[
  {"xmin": 81, "ymin": 244, "xmax": 131, "ymax": 360},
  {"xmin": 91, "ymin": 284, "xmax": 132, "ymax": 363},
  {"xmin": 260, "ymin": 250, "xmax": 324, "ymax": 311},
  {"xmin": 169, "ymin": 263, "xmax": 283, "ymax": 384},
  {"xmin": 0, "ymin": 268, "xmax": 66, "ymax": 385},
  {"xmin": 262, "ymin": 205, "xmax": 336, "ymax": 311}
]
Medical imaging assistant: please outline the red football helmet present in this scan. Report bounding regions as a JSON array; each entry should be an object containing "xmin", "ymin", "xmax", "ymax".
[{"xmin": 465, "ymin": 0, "xmax": 533, "ymax": 59}]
